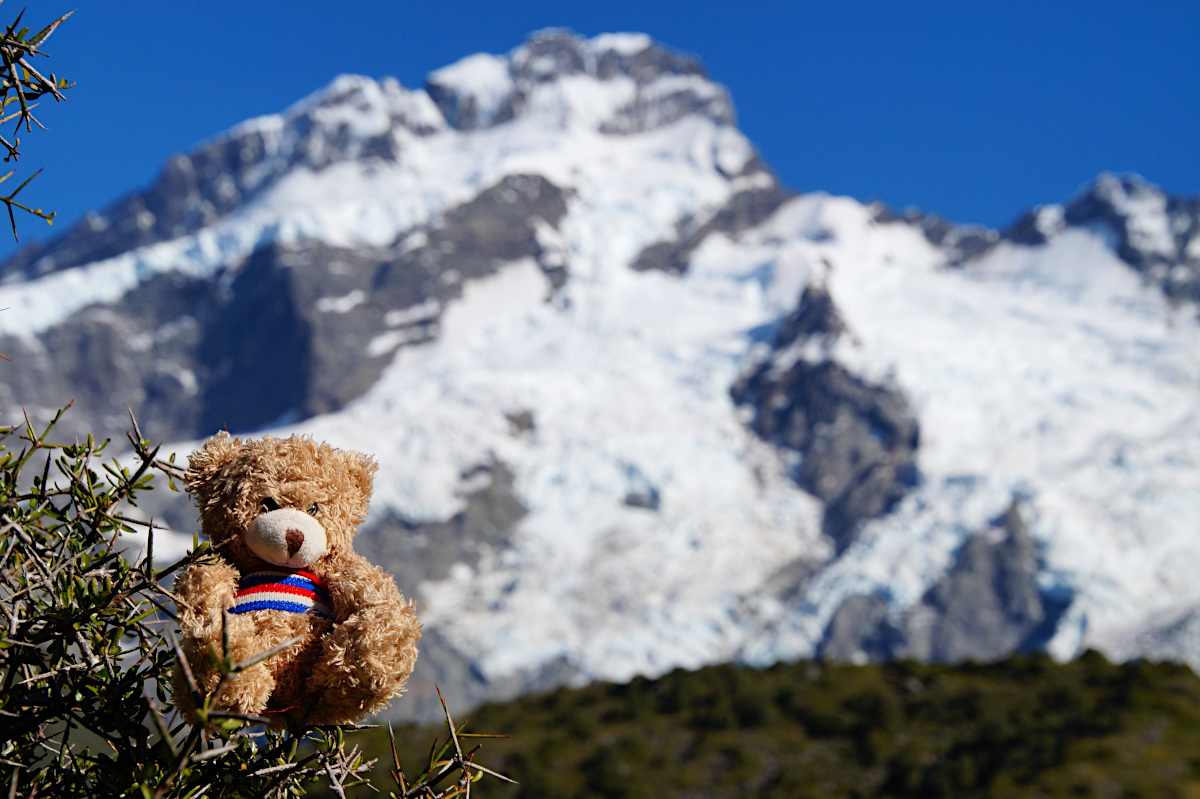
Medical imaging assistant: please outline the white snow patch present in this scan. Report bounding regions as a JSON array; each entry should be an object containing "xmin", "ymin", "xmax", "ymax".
[
  {"xmin": 384, "ymin": 298, "xmax": 441, "ymax": 327},
  {"xmin": 315, "ymin": 290, "xmax": 366, "ymax": 313},
  {"xmin": 589, "ymin": 32, "xmax": 653, "ymax": 56}
]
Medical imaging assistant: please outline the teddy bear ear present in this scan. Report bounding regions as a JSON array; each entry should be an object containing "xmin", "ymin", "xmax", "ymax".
[
  {"xmin": 185, "ymin": 431, "xmax": 243, "ymax": 495},
  {"xmin": 345, "ymin": 450, "xmax": 378, "ymax": 499}
]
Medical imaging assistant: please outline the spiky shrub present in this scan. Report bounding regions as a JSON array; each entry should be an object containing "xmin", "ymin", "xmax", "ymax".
[
  {"xmin": 0, "ymin": 408, "xmax": 510, "ymax": 798},
  {"xmin": 0, "ymin": 7, "xmax": 75, "ymax": 242}
]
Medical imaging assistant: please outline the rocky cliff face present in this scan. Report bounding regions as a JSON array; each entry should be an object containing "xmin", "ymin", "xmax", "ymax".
[
  {"xmin": 3, "ymin": 30, "xmax": 1199, "ymax": 722},
  {"xmin": 732, "ymin": 285, "xmax": 920, "ymax": 552},
  {"xmin": 0, "ymin": 169, "xmax": 569, "ymax": 444},
  {"xmin": 819, "ymin": 502, "xmax": 1067, "ymax": 663}
]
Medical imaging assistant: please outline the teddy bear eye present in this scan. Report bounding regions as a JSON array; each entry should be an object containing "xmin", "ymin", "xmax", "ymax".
[
  {"xmin": 261, "ymin": 497, "xmax": 280, "ymax": 513},
  {"xmin": 308, "ymin": 503, "xmax": 319, "ymax": 516}
]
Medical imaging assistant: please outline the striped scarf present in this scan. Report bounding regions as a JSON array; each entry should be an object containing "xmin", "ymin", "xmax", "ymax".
[{"xmin": 228, "ymin": 568, "xmax": 333, "ymax": 619}]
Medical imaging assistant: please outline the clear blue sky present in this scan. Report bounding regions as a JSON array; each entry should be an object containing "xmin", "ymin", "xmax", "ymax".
[{"xmin": 3, "ymin": 0, "xmax": 1198, "ymax": 259}]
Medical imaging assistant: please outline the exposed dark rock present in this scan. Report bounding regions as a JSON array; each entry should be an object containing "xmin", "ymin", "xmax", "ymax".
[
  {"xmin": 730, "ymin": 557, "xmax": 821, "ymax": 633},
  {"xmin": 425, "ymin": 78, "xmax": 512, "ymax": 132},
  {"xmin": 387, "ymin": 174, "xmax": 568, "ymax": 283},
  {"xmin": 0, "ymin": 272, "xmax": 212, "ymax": 443},
  {"xmin": 505, "ymin": 409, "xmax": 536, "ymax": 435},
  {"xmin": 512, "ymin": 30, "xmax": 589, "ymax": 83},
  {"xmin": 1005, "ymin": 208, "xmax": 1054, "ymax": 247},
  {"xmin": 892, "ymin": 207, "xmax": 999, "ymax": 266},
  {"xmin": 632, "ymin": 183, "xmax": 794, "ymax": 275},
  {"xmin": 945, "ymin": 226, "xmax": 1001, "ymax": 265},
  {"xmin": 600, "ymin": 75, "xmax": 734, "ymax": 135},
  {"xmin": 198, "ymin": 246, "xmax": 311, "ymax": 434},
  {"xmin": 819, "ymin": 594, "xmax": 901, "ymax": 662},
  {"xmin": 904, "ymin": 208, "xmax": 955, "ymax": 247},
  {"xmin": 594, "ymin": 36, "xmax": 705, "ymax": 83},
  {"xmin": 732, "ymin": 285, "xmax": 920, "ymax": 551},
  {"xmin": 866, "ymin": 200, "xmax": 898, "ymax": 225},
  {"xmin": 904, "ymin": 174, "xmax": 1200, "ymax": 306},
  {"xmin": 902, "ymin": 501, "xmax": 1065, "ymax": 662},
  {"xmin": 774, "ymin": 280, "xmax": 845, "ymax": 342},
  {"xmin": 623, "ymin": 485, "xmax": 660, "ymax": 511},
  {"xmin": 0, "ymin": 239, "xmax": 389, "ymax": 444},
  {"xmin": 760, "ymin": 557, "xmax": 822, "ymax": 605},
  {"xmin": 617, "ymin": 462, "xmax": 661, "ymax": 512}
]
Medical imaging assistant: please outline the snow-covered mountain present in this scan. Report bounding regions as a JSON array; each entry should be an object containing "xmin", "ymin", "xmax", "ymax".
[{"xmin": 2, "ymin": 30, "xmax": 1198, "ymax": 721}]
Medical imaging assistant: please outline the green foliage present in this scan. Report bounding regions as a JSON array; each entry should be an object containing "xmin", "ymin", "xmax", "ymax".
[
  {"xmin": 0, "ymin": 407, "xmax": 359, "ymax": 797},
  {"xmin": 0, "ymin": 408, "xmax": 509, "ymax": 798},
  {"xmin": 364, "ymin": 653, "xmax": 1200, "ymax": 799},
  {"xmin": 0, "ymin": 6, "xmax": 74, "ymax": 241}
]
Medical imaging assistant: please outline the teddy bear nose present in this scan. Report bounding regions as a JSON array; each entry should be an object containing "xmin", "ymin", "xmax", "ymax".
[{"xmin": 285, "ymin": 529, "xmax": 304, "ymax": 557}]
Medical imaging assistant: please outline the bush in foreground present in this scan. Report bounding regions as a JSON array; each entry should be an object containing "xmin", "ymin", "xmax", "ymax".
[{"xmin": 0, "ymin": 408, "xmax": 507, "ymax": 798}]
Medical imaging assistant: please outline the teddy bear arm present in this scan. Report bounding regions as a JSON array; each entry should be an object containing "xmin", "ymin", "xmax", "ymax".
[
  {"xmin": 172, "ymin": 559, "xmax": 239, "ymax": 710},
  {"xmin": 172, "ymin": 559, "xmax": 282, "ymax": 720},
  {"xmin": 306, "ymin": 600, "xmax": 421, "ymax": 725},
  {"xmin": 326, "ymin": 556, "xmax": 409, "ymax": 618},
  {"xmin": 174, "ymin": 559, "xmax": 240, "ymax": 641},
  {"xmin": 304, "ymin": 560, "xmax": 420, "ymax": 724}
]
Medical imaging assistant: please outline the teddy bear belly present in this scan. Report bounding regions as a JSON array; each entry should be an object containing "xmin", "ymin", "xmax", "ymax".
[{"xmin": 243, "ymin": 609, "xmax": 332, "ymax": 709}]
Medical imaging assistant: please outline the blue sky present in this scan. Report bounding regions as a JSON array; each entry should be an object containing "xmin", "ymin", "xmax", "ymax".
[{"xmin": 2, "ymin": 0, "xmax": 1198, "ymax": 259}]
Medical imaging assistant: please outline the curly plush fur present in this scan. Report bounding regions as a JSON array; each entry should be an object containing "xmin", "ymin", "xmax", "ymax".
[{"xmin": 172, "ymin": 432, "xmax": 421, "ymax": 727}]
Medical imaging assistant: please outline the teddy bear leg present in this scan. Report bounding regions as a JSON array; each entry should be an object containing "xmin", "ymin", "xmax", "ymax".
[
  {"xmin": 305, "ymin": 605, "xmax": 421, "ymax": 725},
  {"xmin": 211, "ymin": 658, "xmax": 277, "ymax": 719}
]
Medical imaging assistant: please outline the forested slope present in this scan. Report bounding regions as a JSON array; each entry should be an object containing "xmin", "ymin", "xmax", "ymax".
[{"xmin": 347, "ymin": 652, "xmax": 1200, "ymax": 798}]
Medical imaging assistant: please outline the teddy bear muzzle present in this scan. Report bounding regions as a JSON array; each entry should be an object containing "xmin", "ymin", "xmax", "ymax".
[{"xmin": 246, "ymin": 508, "xmax": 328, "ymax": 568}]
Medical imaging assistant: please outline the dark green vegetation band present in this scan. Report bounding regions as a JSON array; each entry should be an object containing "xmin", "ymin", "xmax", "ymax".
[{"xmin": 356, "ymin": 652, "xmax": 1200, "ymax": 798}]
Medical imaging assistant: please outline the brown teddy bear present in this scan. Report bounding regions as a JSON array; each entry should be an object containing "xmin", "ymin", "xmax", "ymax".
[{"xmin": 172, "ymin": 431, "xmax": 421, "ymax": 727}]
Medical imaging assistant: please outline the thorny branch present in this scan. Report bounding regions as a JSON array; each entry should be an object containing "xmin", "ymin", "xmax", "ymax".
[
  {"xmin": 385, "ymin": 686, "xmax": 517, "ymax": 799},
  {"xmin": 0, "ymin": 5, "xmax": 74, "ymax": 240}
]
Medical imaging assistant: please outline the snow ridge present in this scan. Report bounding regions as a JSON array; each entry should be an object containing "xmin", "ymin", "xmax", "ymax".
[{"xmin": 0, "ymin": 32, "xmax": 747, "ymax": 338}]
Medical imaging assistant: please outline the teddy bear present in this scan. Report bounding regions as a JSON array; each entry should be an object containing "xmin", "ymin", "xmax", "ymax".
[{"xmin": 171, "ymin": 431, "xmax": 421, "ymax": 727}]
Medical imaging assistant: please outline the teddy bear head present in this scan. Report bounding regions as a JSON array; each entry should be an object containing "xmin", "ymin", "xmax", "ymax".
[{"xmin": 185, "ymin": 431, "xmax": 377, "ymax": 571}]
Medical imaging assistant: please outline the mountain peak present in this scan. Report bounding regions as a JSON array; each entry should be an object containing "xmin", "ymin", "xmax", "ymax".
[
  {"xmin": 1063, "ymin": 172, "xmax": 1169, "ymax": 239},
  {"xmin": 986, "ymin": 173, "xmax": 1200, "ymax": 305},
  {"xmin": 1062, "ymin": 173, "xmax": 1200, "ymax": 302},
  {"xmin": 425, "ymin": 30, "xmax": 731, "ymax": 132}
]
